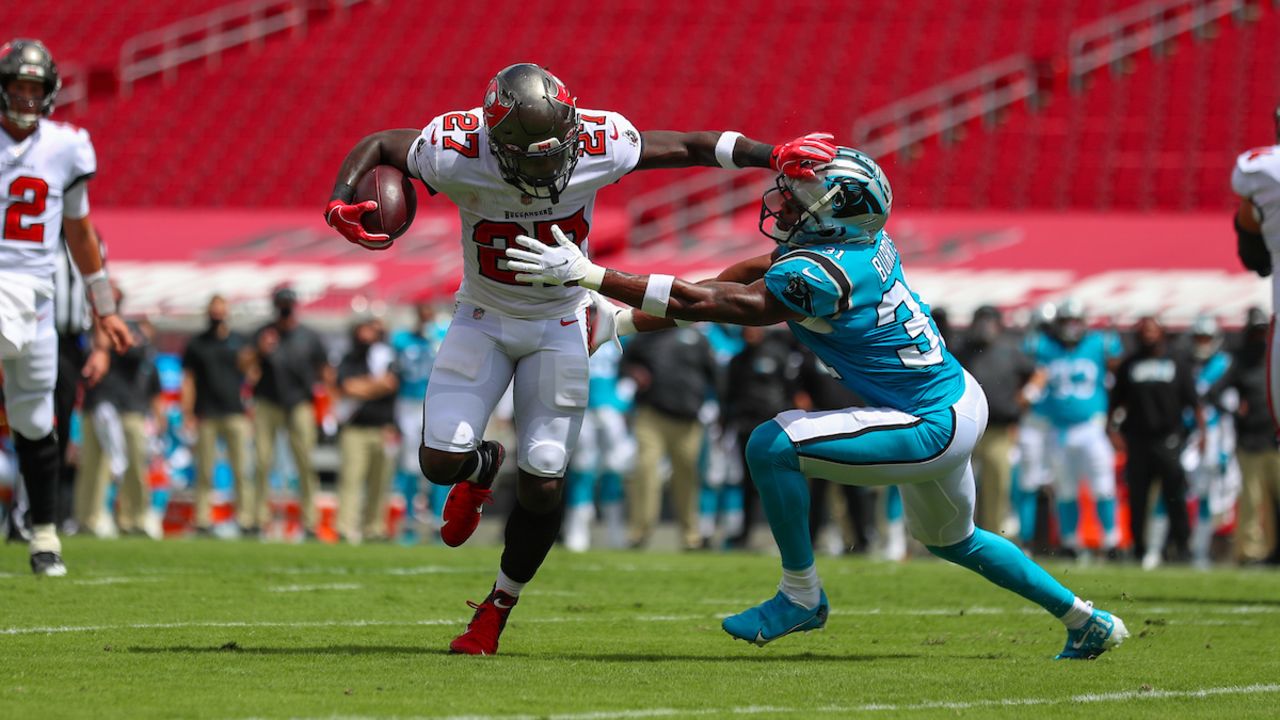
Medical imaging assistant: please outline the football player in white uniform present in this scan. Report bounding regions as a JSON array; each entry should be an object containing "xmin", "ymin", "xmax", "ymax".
[
  {"xmin": 0, "ymin": 39, "xmax": 130, "ymax": 575},
  {"xmin": 1231, "ymin": 105, "xmax": 1280, "ymax": 431},
  {"xmin": 325, "ymin": 63, "xmax": 835, "ymax": 655}
]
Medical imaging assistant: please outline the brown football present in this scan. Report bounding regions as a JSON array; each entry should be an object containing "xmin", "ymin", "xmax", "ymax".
[{"xmin": 354, "ymin": 165, "xmax": 417, "ymax": 240}]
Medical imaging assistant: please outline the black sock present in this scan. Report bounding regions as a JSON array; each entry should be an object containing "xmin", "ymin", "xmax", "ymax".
[
  {"xmin": 499, "ymin": 499, "xmax": 565, "ymax": 584},
  {"xmin": 13, "ymin": 431, "xmax": 59, "ymax": 526}
]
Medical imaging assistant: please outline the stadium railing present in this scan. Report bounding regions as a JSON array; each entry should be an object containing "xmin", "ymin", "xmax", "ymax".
[
  {"xmin": 1068, "ymin": 0, "xmax": 1248, "ymax": 89},
  {"xmin": 118, "ymin": 0, "xmax": 370, "ymax": 94}
]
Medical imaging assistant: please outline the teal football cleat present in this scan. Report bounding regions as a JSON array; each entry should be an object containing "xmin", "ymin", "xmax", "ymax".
[
  {"xmin": 1055, "ymin": 604, "xmax": 1129, "ymax": 660},
  {"xmin": 722, "ymin": 590, "xmax": 829, "ymax": 646}
]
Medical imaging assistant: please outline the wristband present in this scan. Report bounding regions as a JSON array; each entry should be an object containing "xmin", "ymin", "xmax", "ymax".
[
  {"xmin": 84, "ymin": 269, "xmax": 117, "ymax": 316},
  {"xmin": 330, "ymin": 181, "xmax": 356, "ymax": 204},
  {"xmin": 674, "ymin": 319, "xmax": 695, "ymax": 328},
  {"xmin": 714, "ymin": 131, "xmax": 743, "ymax": 170},
  {"xmin": 641, "ymin": 274, "xmax": 675, "ymax": 318},
  {"xmin": 579, "ymin": 264, "xmax": 606, "ymax": 291},
  {"xmin": 615, "ymin": 308, "xmax": 637, "ymax": 338}
]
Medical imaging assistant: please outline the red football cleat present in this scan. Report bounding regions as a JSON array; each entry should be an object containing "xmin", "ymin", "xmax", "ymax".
[
  {"xmin": 449, "ymin": 587, "xmax": 518, "ymax": 656},
  {"xmin": 440, "ymin": 441, "xmax": 504, "ymax": 547}
]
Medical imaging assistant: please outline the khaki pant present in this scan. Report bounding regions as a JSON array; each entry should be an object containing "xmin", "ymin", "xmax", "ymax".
[
  {"xmin": 1235, "ymin": 448, "xmax": 1280, "ymax": 562},
  {"xmin": 336, "ymin": 424, "xmax": 393, "ymax": 540},
  {"xmin": 77, "ymin": 408, "xmax": 148, "ymax": 533},
  {"xmin": 628, "ymin": 406, "xmax": 705, "ymax": 549},
  {"xmin": 973, "ymin": 422, "xmax": 1015, "ymax": 533},
  {"xmin": 252, "ymin": 400, "xmax": 318, "ymax": 531},
  {"xmin": 194, "ymin": 413, "xmax": 251, "ymax": 529}
]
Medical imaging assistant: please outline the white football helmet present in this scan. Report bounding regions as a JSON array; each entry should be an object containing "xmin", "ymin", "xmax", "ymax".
[{"xmin": 759, "ymin": 146, "xmax": 892, "ymax": 246}]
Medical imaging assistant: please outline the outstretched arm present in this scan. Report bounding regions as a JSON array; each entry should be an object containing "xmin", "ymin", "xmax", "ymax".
[
  {"xmin": 626, "ymin": 252, "xmax": 777, "ymax": 332},
  {"xmin": 325, "ymin": 129, "xmax": 421, "ymax": 249},
  {"xmin": 636, "ymin": 131, "xmax": 836, "ymax": 179},
  {"xmin": 600, "ymin": 272, "xmax": 800, "ymax": 326}
]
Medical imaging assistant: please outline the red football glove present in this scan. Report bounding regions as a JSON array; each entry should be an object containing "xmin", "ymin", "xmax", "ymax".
[
  {"xmin": 325, "ymin": 199, "xmax": 392, "ymax": 250},
  {"xmin": 770, "ymin": 132, "xmax": 838, "ymax": 179}
]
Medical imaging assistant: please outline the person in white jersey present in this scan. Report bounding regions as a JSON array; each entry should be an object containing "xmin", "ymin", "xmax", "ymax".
[
  {"xmin": 1232, "ymin": 105, "xmax": 1280, "ymax": 432},
  {"xmin": 325, "ymin": 62, "xmax": 836, "ymax": 655},
  {"xmin": 0, "ymin": 39, "xmax": 130, "ymax": 575}
]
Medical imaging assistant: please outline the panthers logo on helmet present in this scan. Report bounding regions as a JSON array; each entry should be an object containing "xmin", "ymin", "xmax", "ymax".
[{"xmin": 758, "ymin": 146, "xmax": 893, "ymax": 246}]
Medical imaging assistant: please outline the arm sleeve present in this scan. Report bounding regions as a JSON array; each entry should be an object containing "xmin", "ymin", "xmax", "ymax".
[
  {"xmin": 763, "ymin": 252, "xmax": 852, "ymax": 318},
  {"xmin": 598, "ymin": 111, "xmax": 643, "ymax": 184},
  {"xmin": 405, "ymin": 116, "xmax": 446, "ymax": 193},
  {"xmin": 62, "ymin": 128, "xmax": 96, "ymax": 220}
]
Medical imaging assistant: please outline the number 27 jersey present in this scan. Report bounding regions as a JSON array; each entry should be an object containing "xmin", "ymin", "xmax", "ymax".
[{"xmin": 406, "ymin": 107, "xmax": 642, "ymax": 320}]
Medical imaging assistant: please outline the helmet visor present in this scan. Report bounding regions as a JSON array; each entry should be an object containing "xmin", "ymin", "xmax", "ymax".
[{"xmin": 493, "ymin": 132, "xmax": 580, "ymax": 200}]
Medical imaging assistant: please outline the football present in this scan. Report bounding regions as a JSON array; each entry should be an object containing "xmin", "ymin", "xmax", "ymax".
[{"xmin": 354, "ymin": 164, "xmax": 416, "ymax": 240}]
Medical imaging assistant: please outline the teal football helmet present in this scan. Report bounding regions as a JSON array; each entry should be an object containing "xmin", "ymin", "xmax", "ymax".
[{"xmin": 759, "ymin": 147, "xmax": 892, "ymax": 246}]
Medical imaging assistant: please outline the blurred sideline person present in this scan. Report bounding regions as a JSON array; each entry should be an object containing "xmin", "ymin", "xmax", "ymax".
[
  {"xmin": 1230, "ymin": 105, "xmax": 1279, "ymax": 428},
  {"xmin": 390, "ymin": 301, "xmax": 448, "ymax": 541},
  {"xmin": 324, "ymin": 61, "xmax": 836, "ymax": 654},
  {"xmin": 723, "ymin": 325, "xmax": 801, "ymax": 549},
  {"xmin": 248, "ymin": 286, "xmax": 331, "ymax": 538},
  {"xmin": 0, "ymin": 39, "xmax": 131, "ymax": 574},
  {"xmin": 955, "ymin": 305, "xmax": 1035, "ymax": 536},
  {"xmin": 335, "ymin": 317, "xmax": 398, "ymax": 543},
  {"xmin": 181, "ymin": 295, "xmax": 252, "ymax": 535},
  {"xmin": 78, "ymin": 286, "xmax": 160, "ymax": 538},
  {"xmin": 507, "ymin": 147, "xmax": 1129, "ymax": 659},
  {"xmin": 1014, "ymin": 303, "xmax": 1057, "ymax": 550},
  {"xmin": 563, "ymin": 339, "xmax": 633, "ymax": 552},
  {"xmin": 1108, "ymin": 316, "xmax": 1203, "ymax": 565},
  {"xmin": 1225, "ymin": 307, "xmax": 1280, "ymax": 563},
  {"xmin": 621, "ymin": 327, "xmax": 718, "ymax": 550},
  {"xmin": 1025, "ymin": 299, "xmax": 1122, "ymax": 557},
  {"xmin": 52, "ymin": 230, "xmax": 109, "ymax": 532}
]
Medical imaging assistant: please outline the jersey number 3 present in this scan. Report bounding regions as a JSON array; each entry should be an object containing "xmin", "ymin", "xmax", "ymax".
[
  {"xmin": 876, "ymin": 280, "xmax": 943, "ymax": 368},
  {"xmin": 3, "ymin": 177, "xmax": 49, "ymax": 243},
  {"xmin": 472, "ymin": 208, "xmax": 590, "ymax": 285}
]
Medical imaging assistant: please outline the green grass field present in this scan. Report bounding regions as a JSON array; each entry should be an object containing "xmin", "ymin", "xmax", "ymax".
[{"xmin": 2, "ymin": 538, "xmax": 1279, "ymax": 719}]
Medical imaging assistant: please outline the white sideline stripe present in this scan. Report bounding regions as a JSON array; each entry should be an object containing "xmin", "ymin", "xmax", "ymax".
[
  {"xmin": 266, "ymin": 583, "xmax": 362, "ymax": 593},
  {"xmin": 272, "ymin": 684, "xmax": 1280, "ymax": 720},
  {"xmin": 5, "ymin": 601, "xmax": 1279, "ymax": 636},
  {"xmin": 70, "ymin": 576, "xmax": 161, "ymax": 586}
]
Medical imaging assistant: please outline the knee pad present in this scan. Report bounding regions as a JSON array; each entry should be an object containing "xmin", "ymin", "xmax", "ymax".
[
  {"xmin": 744, "ymin": 420, "xmax": 799, "ymax": 481},
  {"xmin": 517, "ymin": 473, "xmax": 565, "ymax": 514},
  {"xmin": 523, "ymin": 440, "xmax": 569, "ymax": 479},
  {"xmin": 6, "ymin": 394, "xmax": 54, "ymax": 439}
]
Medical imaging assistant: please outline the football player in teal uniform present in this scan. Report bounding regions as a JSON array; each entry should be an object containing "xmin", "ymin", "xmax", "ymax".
[{"xmin": 506, "ymin": 147, "xmax": 1128, "ymax": 659}]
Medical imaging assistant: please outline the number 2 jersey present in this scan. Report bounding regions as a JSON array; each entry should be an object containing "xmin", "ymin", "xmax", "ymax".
[
  {"xmin": 406, "ymin": 108, "xmax": 642, "ymax": 320},
  {"xmin": 763, "ymin": 233, "xmax": 966, "ymax": 414},
  {"xmin": 0, "ymin": 120, "xmax": 96, "ymax": 279}
]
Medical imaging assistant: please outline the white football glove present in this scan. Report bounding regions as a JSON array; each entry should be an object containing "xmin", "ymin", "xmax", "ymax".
[
  {"xmin": 506, "ymin": 224, "xmax": 605, "ymax": 288},
  {"xmin": 586, "ymin": 290, "xmax": 636, "ymax": 354}
]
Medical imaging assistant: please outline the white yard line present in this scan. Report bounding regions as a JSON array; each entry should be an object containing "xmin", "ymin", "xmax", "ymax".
[
  {"xmin": 266, "ymin": 583, "xmax": 363, "ymax": 593},
  {"xmin": 3, "ymin": 601, "xmax": 1277, "ymax": 636},
  {"xmin": 256, "ymin": 684, "xmax": 1280, "ymax": 720}
]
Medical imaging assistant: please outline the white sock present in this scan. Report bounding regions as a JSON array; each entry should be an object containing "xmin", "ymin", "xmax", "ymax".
[
  {"xmin": 1060, "ymin": 597, "xmax": 1094, "ymax": 629},
  {"xmin": 30, "ymin": 523, "xmax": 61, "ymax": 555},
  {"xmin": 494, "ymin": 569, "xmax": 526, "ymax": 598},
  {"xmin": 779, "ymin": 565, "xmax": 822, "ymax": 610}
]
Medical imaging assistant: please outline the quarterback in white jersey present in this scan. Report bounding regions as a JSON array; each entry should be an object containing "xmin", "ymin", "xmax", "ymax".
[
  {"xmin": 0, "ymin": 39, "xmax": 130, "ymax": 576},
  {"xmin": 1231, "ymin": 105, "xmax": 1280, "ymax": 429},
  {"xmin": 325, "ymin": 62, "xmax": 837, "ymax": 655}
]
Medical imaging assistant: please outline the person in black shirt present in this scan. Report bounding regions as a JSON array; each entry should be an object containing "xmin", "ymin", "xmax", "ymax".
[
  {"xmin": 722, "ymin": 326, "xmax": 800, "ymax": 548},
  {"xmin": 247, "ymin": 286, "xmax": 331, "ymax": 538},
  {"xmin": 1108, "ymin": 316, "xmax": 1204, "ymax": 562},
  {"xmin": 335, "ymin": 317, "xmax": 398, "ymax": 543},
  {"xmin": 955, "ymin": 306, "xmax": 1036, "ymax": 536},
  {"xmin": 1225, "ymin": 307, "xmax": 1280, "ymax": 563},
  {"xmin": 181, "ymin": 295, "xmax": 252, "ymax": 535},
  {"xmin": 621, "ymin": 327, "xmax": 717, "ymax": 550}
]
